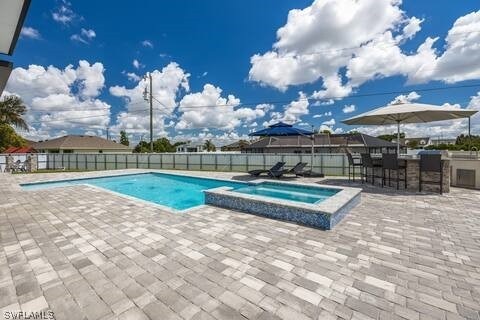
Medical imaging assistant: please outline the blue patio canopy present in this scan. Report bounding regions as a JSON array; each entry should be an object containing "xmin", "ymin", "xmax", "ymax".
[
  {"xmin": 248, "ymin": 122, "xmax": 313, "ymax": 137},
  {"xmin": 249, "ymin": 122, "xmax": 322, "ymax": 174}
]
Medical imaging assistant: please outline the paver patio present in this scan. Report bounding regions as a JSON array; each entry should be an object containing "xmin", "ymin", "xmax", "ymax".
[{"xmin": 1, "ymin": 169, "xmax": 480, "ymax": 320}]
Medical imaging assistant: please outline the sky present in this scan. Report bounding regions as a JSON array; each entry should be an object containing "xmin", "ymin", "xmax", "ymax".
[{"xmin": 2, "ymin": 0, "xmax": 480, "ymax": 146}]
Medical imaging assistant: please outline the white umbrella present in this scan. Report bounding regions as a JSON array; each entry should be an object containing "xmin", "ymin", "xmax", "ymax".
[{"xmin": 342, "ymin": 102, "xmax": 478, "ymax": 154}]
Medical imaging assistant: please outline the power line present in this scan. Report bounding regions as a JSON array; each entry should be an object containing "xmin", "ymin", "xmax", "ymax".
[
  {"xmin": 24, "ymin": 82, "xmax": 480, "ymax": 125},
  {"xmin": 178, "ymin": 83, "xmax": 480, "ymax": 109},
  {"xmin": 250, "ymin": 29, "xmax": 480, "ymax": 60}
]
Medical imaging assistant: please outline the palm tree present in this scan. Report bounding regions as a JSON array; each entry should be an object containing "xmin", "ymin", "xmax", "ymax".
[
  {"xmin": 0, "ymin": 95, "xmax": 29, "ymax": 131},
  {"xmin": 203, "ymin": 139, "xmax": 216, "ymax": 152}
]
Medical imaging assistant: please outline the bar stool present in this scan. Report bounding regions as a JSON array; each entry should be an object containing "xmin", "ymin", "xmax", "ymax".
[
  {"xmin": 360, "ymin": 153, "xmax": 382, "ymax": 185},
  {"xmin": 419, "ymin": 154, "xmax": 443, "ymax": 194},
  {"xmin": 347, "ymin": 152, "xmax": 363, "ymax": 182},
  {"xmin": 381, "ymin": 153, "xmax": 407, "ymax": 190}
]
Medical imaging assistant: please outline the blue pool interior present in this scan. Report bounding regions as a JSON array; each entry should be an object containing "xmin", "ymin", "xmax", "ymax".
[
  {"xmin": 233, "ymin": 182, "xmax": 339, "ymax": 204},
  {"xmin": 21, "ymin": 173, "xmax": 339, "ymax": 210}
]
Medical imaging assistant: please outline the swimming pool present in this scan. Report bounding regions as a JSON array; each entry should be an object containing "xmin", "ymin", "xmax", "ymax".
[
  {"xmin": 21, "ymin": 173, "xmax": 246, "ymax": 210},
  {"xmin": 21, "ymin": 172, "xmax": 361, "ymax": 229}
]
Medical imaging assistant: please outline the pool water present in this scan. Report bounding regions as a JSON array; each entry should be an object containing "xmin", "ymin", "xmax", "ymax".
[
  {"xmin": 234, "ymin": 182, "xmax": 338, "ymax": 204},
  {"xmin": 22, "ymin": 173, "xmax": 246, "ymax": 210},
  {"xmin": 21, "ymin": 173, "xmax": 339, "ymax": 210}
]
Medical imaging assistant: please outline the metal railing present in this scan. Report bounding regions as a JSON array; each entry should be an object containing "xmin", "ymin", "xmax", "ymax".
[{"xmin": 0, "ymin": 153, "xmax": 351, "ymax": 175}]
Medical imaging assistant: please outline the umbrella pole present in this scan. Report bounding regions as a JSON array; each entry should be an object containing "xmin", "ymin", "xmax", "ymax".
[
  {"xmin": 397, "ymin": 120, "xmax": 400, "ymax": 155},
  {"xmin": 468, "ymin": 116, "xmax": 471, "ymax": 153},
  {"xmin": 311, "ymin": 125, "xmax": 314, "ymax": 172}
]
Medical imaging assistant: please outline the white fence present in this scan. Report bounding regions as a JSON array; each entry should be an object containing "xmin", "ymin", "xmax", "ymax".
[{"xmin": 0, "ymin": 153, "xmax": 350, "ymax": 175}]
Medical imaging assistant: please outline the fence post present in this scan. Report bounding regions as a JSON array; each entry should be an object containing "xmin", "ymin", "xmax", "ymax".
[
  {"xmin": 85, "ymin": 154, "xmax": 87, "ymax": 169},
  {"xmin": 229, "ymin": 154, "xmax": 232, "ymax": 171},
  {"xmin": 125, "ymin": 155, "xmax": 127, "ymax": 168},
  {"xmin": 320, "ymin": 154, "xmax": 324, "ymax": 173},
  {"xmin": 215, "ymin": 154, "xmax": 218, "ymax": 170},
  {"xmin": 115, "ymin": 154, "xmax": 117, "ymax": 170},
  {"xmin": 136, "ymin": 154, "xmax": 139, "ymax": 169},
  {"xmin": 147, "ymin": 154, "xmax": 150, "ymax": 169},
  {"xmin": 160, "ymin": 154, "xmax": 163, "ymax": 169},
  {"xmin": 342, "ymin": 154, "xmax": 346, "ymax": 175},
  {"xmin": 200, "ymin": 154, "xmax": 203, "ymax": 171},
  {"xmin": 245, "ymin": 155, "xmax": 249, "ymax": 172},
  {"xmin": 61, "ymin": 154, "xmax": 64, "ymax": 168},
  {"xmin": 263, "ymin": 154, "xmax": 266, "ymax": 170},
  {"xmin": 53, "ymin": 154, "xmax": 55, "ymax": 170},
  {"xmin": 95, "ymin": 155, "xmax": 97, "ymax": 170}
]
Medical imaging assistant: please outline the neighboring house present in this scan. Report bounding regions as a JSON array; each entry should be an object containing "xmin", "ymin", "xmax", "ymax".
[
  {"xmin": 176, "ymin": 143, "xmax": 204, "ymax": 153},
  {"xmin": 430, "ymin": 138, "xmax": 457, "ymax": 146},
  {"xmin": 394, "ymin": 137, "xmax": 431, "ymax": 149},
  {"xmin": 221, "ymin": 140, "xmax": 250, "ymax": 152},
  {"xmin": 32, "ymin": 135, "xmax": 132, "ymax": 153},
  {"xmin": 243, "ymin": 133, "xmax": 399, "ymax": 154}
]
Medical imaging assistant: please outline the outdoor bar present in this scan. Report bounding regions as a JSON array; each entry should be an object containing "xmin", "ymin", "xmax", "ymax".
[{"xmin": 363, "ymin": 154, "xmax": 450, "ymax": 193}]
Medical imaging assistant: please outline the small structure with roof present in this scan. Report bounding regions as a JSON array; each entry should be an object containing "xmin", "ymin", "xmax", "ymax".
[
  {"xmin": 4, "ymin": 146, "xmax": 36, "ymax": 153},
  {"xmin": 32, "ymin": 135, "xmax": 132, "ymax": 154},
  {"xmin": 176, "ymin": 143, "xmax": 204, "ymax": 153}
]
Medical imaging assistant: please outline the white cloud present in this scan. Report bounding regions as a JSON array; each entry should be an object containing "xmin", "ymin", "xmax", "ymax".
[
  {"xmin": 263, "ymin": 92, "xmax": 309, "ymax": 126},
  {"xmin": 342, "ymin": 104, "xmax": 356, "ymax": 113},
  {"xmin": 5, "ymin": 61, "xmax": 110, "ymax": 139},
  {"xmin": 133, "ymin": 59, "xmax": 144, "ymax": 69},
  {"xmin": 390, "ymin": 91, "xmax": 421, "ymax": 104},
  {"xmin": 249, "ymin": 0, "xmax": 405, "ymax": 96},
  {"xmin": 123, "ymin": 72, "xmax": 141, "ymax": 82},
  {"xmin": 71, "ymin": 28, "xmax": 96, "ymax": 44},
  {"xmin": 249, "ymin": 1, "xmax": 480, "ymax": 102},
  {"xmin": 52, "ymin": 2, "xmax": 79, "ymax": 25},
  {"xmin": 110, "ymin": 62, "xmax": 190, "ymax": 138},
  {"xmin": 401, "ymin": 17, "xmax": 424, "ymax": 40},
  {"xmin": 20, "ymin": 27, "xmax": 41, "ymax": 39},
  {"xmin": 322, "ymin": 118, "xmax": 336, "ymax": 126},
  {"xmin": 176, "ymin": 84, "xmax": 266, "ymax": 131},
  {"xmin": 141, "ymin": 40, "xmax": 154, "ymax": 48},
  {"xmin": 81, "ymin": 28, "xmax": 96, "ymax": 39}
]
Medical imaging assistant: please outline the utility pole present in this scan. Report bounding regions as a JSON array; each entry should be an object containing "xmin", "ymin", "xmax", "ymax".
[{"xmin": 144, "ymin": 73, "xmax": 154, "ymax": 153}]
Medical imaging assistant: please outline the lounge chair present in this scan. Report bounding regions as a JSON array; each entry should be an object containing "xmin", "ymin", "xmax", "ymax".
[
  {"xmin": 268, "ymin": 162, "xmax": 308, "ymax": 178},
  {"xmin": 248, "ymin": 162, "xmax": 285, "ymax": 177}
]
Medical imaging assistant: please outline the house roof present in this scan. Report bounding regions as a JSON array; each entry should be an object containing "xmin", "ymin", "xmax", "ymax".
[
  {"xmin": 4, "ymin": 146, "xmax": 36, "ymax": 153},
  {"xmin": 245, "ymin": 133, "xmax": 397, "ymax": 149},
  {"xmin": 32, "ymin": 135, "xmax": 132, "ymax": 150},
  {"xmin": 221, "ymin": 141, "xmax": 251, "ymax": 149}
]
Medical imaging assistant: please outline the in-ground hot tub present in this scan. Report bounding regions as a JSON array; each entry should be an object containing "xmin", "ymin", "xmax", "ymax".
[{"xmin": 204, "ymin": 180, "xmax": 361, "ymax": 230}]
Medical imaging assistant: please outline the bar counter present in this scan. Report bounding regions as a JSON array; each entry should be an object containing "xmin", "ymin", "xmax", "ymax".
[{"xmin": 364, "ymin": 156, "xmax": 450, "ymax": 193}]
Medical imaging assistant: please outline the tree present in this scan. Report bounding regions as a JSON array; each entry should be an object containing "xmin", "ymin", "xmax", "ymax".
[
  {"xmin": 0, "ymin": 124, "xmax": 26, "ymax": 152},
  {"xmin": 133, "ymin": 137, "xmax": 187, "ymax": 153},
  {"xmin": 406, "ymin": 140, "xmax": 419, "ymax": 149},
  {"xmin": 203, "ymin": 140, "xmax": 216, "ymax": 152},
  {"xmin": 377, "ymin": 133, "xmax": 405, "ymax": 142},
  {"xmin": 0, "ymin": 95, "xmax": 29, "ymax": 131},
  {"xmin": 119, "ymin": 130, "xmax": 129, "ymax": 146}
]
